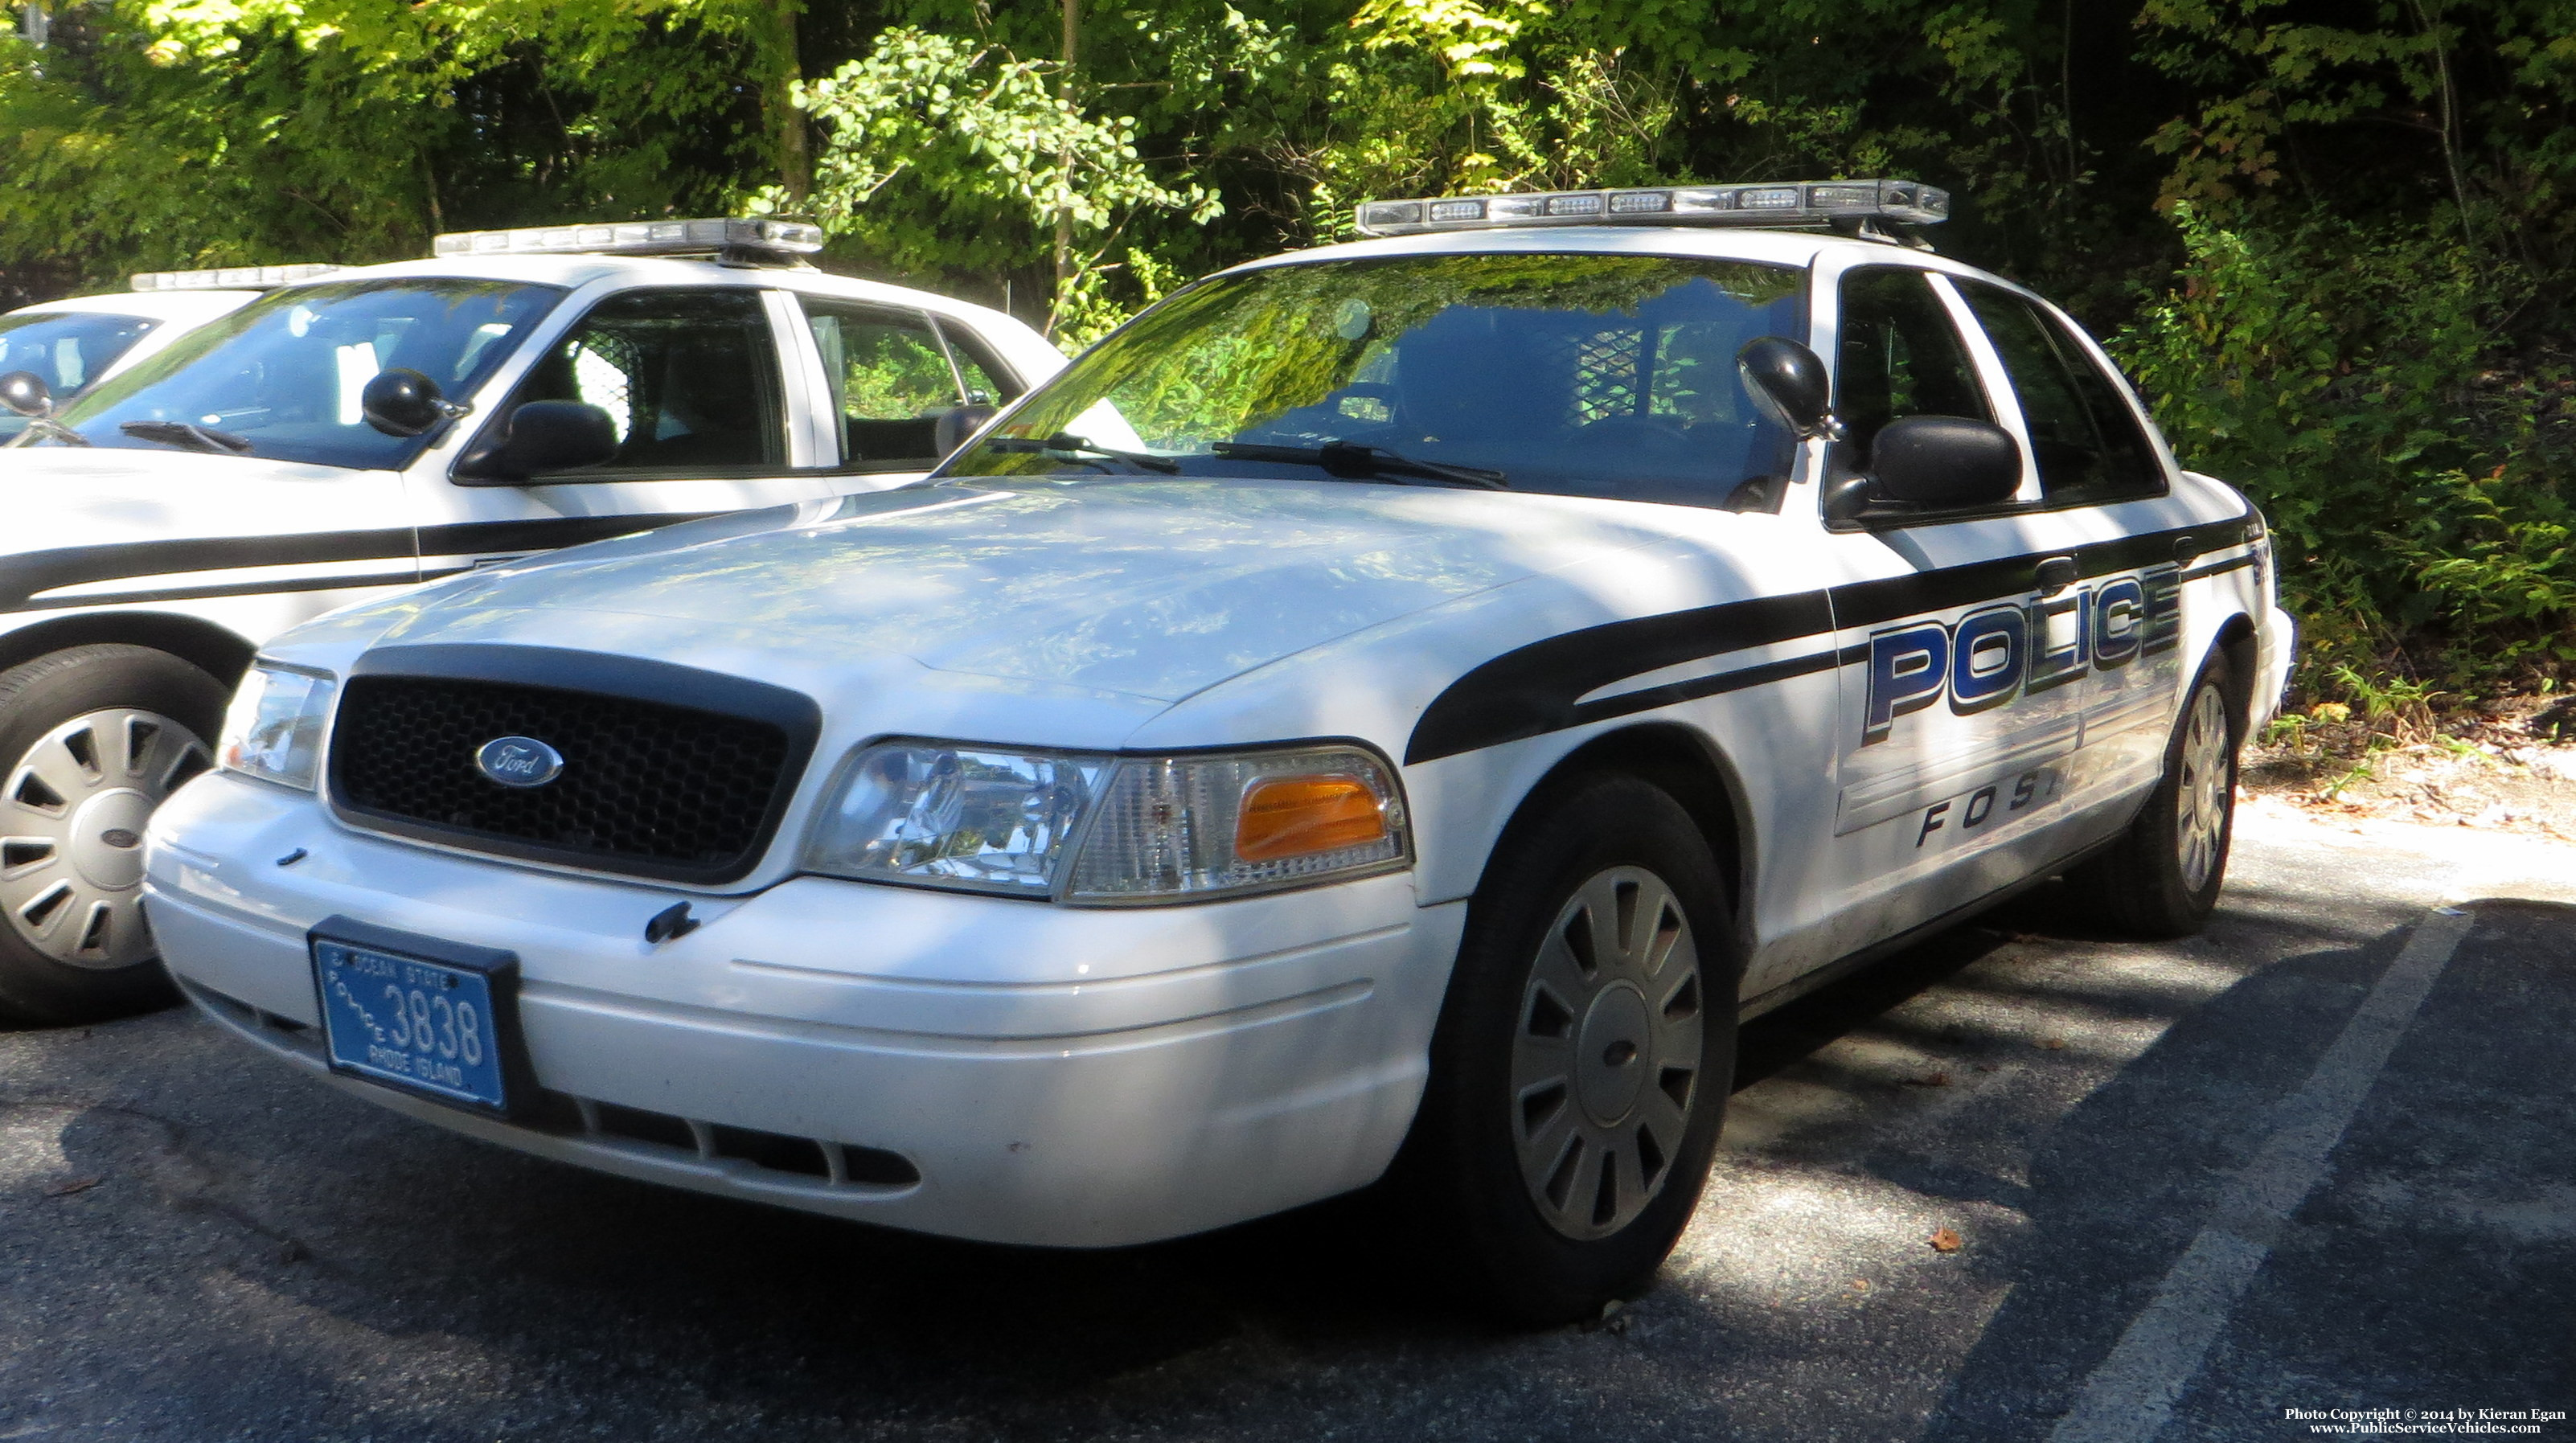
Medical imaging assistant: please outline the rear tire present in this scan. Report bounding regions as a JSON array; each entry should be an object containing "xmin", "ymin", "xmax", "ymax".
[
  {"xmin": 0, "ymin": 646, "xmax": 225, "ymax": 1026},
  {"xmin": 2065, "ymin": 657, "xmax": 2238, "ymax": 939},
  {"xmin": 1396, "ymin": 774, "xmax": 1739, "ymax": 1326}
]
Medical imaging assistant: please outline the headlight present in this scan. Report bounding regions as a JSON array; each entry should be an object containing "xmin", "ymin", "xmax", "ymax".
[
  {"xmin": 804, "ymin": 743, "xmax": 1111, "ymax": 897},
  {"xmin": 217, "ymin": 663, "xmax": 337, "ymax": 790},
  {"xmin": 803, "ymin": 740, "xmax": 1410, "ymax": 903}
]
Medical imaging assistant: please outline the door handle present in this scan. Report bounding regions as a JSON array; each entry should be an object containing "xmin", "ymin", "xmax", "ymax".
[{"xmin": 2034, "ymin": 556, "xmax": 2078, "ymax": 596}]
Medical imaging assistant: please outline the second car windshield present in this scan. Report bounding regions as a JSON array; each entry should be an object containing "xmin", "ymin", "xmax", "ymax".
[
  {"xmin": 41, "ymin": 279, "xmax": 563, "ymax": 470},
  {"xmin": 945, "ymin": 252, "xmax": 1807, "ymax": 506},
  {"xmin": 0, "ymin": 310, "xmax": 158, "ymax": 440}
]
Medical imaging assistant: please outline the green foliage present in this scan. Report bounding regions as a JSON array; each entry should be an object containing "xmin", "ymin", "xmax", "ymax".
[
  {"xmin": 772, "ymin": 24, "xmax": 1220, "ymax": 338},
  {"xmin": 0, "ymin": 0, "xmax": 792, "ymax": 278},
  {"xmin": 2116, "ymin": 204, "xmax": 2576, "ymax": 688},
  {"xmin": 6, "ymin": 0, "xmax": 2576, "ymax": 703}
]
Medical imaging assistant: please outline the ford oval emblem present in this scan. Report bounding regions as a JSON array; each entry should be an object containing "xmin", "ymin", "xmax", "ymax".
[{"xmin": 474, "ymin": 736, "xmax": 564, "ymax": 789}]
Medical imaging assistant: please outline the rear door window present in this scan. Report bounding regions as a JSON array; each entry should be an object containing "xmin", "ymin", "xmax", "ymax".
[
  {"xmin": 801, "ymin": 300, "xmax": 981, "ymax": 468},
  {"xmin": 1958, "ymin": 284, "xmax": 2163, "ymax": 502}
]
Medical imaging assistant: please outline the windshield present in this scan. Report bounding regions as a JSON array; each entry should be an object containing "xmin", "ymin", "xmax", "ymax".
[
  {"xmin": 31, "ymin": 279, "xmax": 564, "ymax": 469},
  {"xmin": 944, "ymin": 253, "xmax": 1807, "ymax": 506},
  {"xmin": 0, "ymin": 310, "xmax": 158, "ymax": 441}
]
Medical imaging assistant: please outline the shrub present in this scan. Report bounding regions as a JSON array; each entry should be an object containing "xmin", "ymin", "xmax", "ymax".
[{"xmin": 2116, "ymin": 207, "xmax": 2576, "ymax": 697}]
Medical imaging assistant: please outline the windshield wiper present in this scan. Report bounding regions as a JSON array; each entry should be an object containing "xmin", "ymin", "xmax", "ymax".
[
  {"xmin": 1211, "ymin": 441, "xmax": 1507, "ymax": 490},
  {"xmin": 983, "ymin": 432, "xmax": 1181, "ymax": 474},
  {"xmin": 119, "ymin": 420, "xmax": 255, "ymax": 455}
]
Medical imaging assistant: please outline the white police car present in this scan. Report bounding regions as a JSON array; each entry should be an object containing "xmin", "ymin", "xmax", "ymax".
[
  {"xmin": 0, "ymin": 268, "xmax": 329, "ymax": 442},
  {"xmin": 142, "ymin": 181, "xmax": 2294, "ymax": 1323},
  {"xmin": 0, "ymin": 219, "xmax": 1060, "ymax": 1024}
]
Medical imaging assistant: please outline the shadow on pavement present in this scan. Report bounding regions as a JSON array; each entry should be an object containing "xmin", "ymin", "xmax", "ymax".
[{"xmin": 1917, "ymin": 898, "xmax": 2576, "ymax": 1442}]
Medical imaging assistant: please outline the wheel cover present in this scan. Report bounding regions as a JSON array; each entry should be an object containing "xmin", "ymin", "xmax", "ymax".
[
  {"xmin": 2, "ymin": 707, "xmax": 211, "ymax": 970},
  {"xmin": 1510, "ymin": 864, "xmax": 1705, "ymax": 1240},
  {"xmin": 2174, "ymin": 683, "xmax": 2232, "ymax": 893}
]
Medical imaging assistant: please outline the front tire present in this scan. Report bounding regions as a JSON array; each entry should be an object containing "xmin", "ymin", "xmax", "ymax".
[
  {"xmin": 2066, "ymin": 658, "xmax": 2238, "ymax": 939},
  {"xmin": 0, "ymin": 646, "xmax": 225, "ymax": 1026},
  {"xmin": 1398, "ymin": 775, "xmax": 1739, "ymax": 1326}
]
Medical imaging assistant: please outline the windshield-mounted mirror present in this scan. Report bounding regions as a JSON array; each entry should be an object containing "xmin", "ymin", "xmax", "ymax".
[
  {"xmin": 1735, "ymin": 337, "xmax": 1836, "ymax": 440},
  {"xmin": 0, "ymin": 370, "xmax": 51, "ymax": 419},
  {"xmin": 361, "ymin": 367, "xmax": 466, "ymax": 437}
]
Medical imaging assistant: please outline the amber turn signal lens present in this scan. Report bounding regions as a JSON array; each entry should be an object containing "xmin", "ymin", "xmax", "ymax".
[{"xmin": 1234, "ymin": 773, "xmax": 1388, "ymax": 863}]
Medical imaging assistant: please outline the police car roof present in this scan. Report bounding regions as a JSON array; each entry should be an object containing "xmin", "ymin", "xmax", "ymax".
[
  {"xmin": 264, "ymin": 252, "xmax": 1026, "ymax": 333},
  {"xmin": 1227, "ymin": 223, "xmax": 2009, "ymax": 289}
]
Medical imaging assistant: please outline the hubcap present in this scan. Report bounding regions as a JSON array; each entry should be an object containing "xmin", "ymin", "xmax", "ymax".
[
  {"xmin": 1511, "ymin": 864, "xmax": 1704, "ymax": 1240},
  {"xmin": 2175, "ymin": 683, "xmax": 2232, "ymax": 892},
  {"xmin": 2, "ymin": 708, "xmax": 211, "ymax": 970}
]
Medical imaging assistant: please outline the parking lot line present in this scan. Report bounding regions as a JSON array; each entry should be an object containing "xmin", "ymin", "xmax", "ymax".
[{"xmin": 2045, "ymin": 905, "xmax": 2476, "ymax": 1443}]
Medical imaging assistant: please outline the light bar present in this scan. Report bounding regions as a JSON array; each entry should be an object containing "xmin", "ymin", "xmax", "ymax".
[
  {"xmin": 1353, "ymin": 179, "xmax": 1949, "ymax": 237},
  {"xmin": 129, "ymin": 264, "xmax": 341, "ymax": 292},
  {"xmin": 429, "ymin": 217, "xmax": 825, "ymax": 260}
]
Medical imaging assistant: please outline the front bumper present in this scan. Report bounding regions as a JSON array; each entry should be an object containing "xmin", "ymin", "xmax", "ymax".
[{"xmin": 144, "ymin": 773, "xmax": 1463, "ymax": 1247}]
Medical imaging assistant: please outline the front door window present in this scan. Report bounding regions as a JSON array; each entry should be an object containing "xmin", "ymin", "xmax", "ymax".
[{"xmin": 495, "ymin": 289, "xmax": 786, "ymax": 475}]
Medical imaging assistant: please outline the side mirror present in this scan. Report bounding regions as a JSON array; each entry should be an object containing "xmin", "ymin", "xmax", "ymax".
[
  {"xmin": 0, "ymin": 371, "xmax": 53, "ymax": 419},
  {"xmin": 1865, "ymin": 415, "xmax": 2022, "ymax": 509},
  {"xmin": 1737, "ymin": 337, "xmax": 1836, "ymax": 439},
  {"xmin": 934, "ymin": 403, "xmax": 998, "ymax": 457},
  {"xmin": 480, "ymin": 400, "xmax": 620, "ymax": 478},
  {"xmin": 361, "ymin": 367, "xmax": 467, "ymax": 437}
]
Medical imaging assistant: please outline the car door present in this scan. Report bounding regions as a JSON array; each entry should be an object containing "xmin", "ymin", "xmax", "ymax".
[
  {"xmin": 794, "ymin": 296, "xmax": 1014, "ymax": 486},
  {"xmin": 410, "ymin": 285, "xmax": 848, "ymax": 576},
  {"xmin": 1951, "ymin": 281, "xmax": 2189, "ymax": 809},
  {"xmin": 1807, "ymin": 262, "xmax": 2093, "ymax": 961}
]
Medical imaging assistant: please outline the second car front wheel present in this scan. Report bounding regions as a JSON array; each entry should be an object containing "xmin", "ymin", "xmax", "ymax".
[
  {"xmin": 0, "ymin": 644, "xmax": 225, "ymax": 1026},
  {"xmin": 1397, "ymin": 773, "xmax": 1739, "ymax": 1326}
]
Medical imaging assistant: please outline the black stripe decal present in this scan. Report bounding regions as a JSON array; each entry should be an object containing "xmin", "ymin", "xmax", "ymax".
[
  {"xmin": 1405, "ymin": 512, "xmax": 2249, "ymax": 765},
  {"xmin": 1405, "ymin": 591, "xmax": 1834, "ymax": 764},
  {"xmin": 2178, "ymin": 553, "xmax": 2257, "ymax": 584},
  {"xmin": 1560, "ymin": 642, "xmax": 1870, "ymax": 731},
  {"xmin": 0, "ymin": 513, "xmax": 720, "ymax": 614}
]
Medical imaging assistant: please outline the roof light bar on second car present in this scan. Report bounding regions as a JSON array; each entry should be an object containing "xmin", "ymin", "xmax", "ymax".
[
  {"xmin": 130, "ymin": 264, "xmax": 341, "ymax": 292},
  {"xmin": 1353, "ymin": 178, "xmax": 1949, "ymax": 237},
  {"xmin": 429, "ymin": 217, "xmax": 825, "ymax": 260}
]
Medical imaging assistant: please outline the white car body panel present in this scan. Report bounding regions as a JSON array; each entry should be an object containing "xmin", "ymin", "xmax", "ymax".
[{"xmin": 143, "ymin": 224, "xmax": 2295, "ymax": 1248}]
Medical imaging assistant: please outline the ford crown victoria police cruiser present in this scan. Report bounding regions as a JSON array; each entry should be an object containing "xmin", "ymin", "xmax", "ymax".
[
  {"xmin": 0, "ymin": 219, "xmax": 1060, "ymax": 1024},
  {"xmin": 142, "ymin": 181, "xmax": 2294, "ymax": 1322}
]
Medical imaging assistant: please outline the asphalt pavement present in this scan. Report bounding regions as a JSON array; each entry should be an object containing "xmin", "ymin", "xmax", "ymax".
[{"xmin": 2, "ymin": 802, "xmax": 2570, "ymax": 1442}]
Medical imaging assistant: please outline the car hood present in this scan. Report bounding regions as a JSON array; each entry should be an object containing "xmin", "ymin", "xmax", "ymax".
[
  {"xmin": 0, "ymin": 449, "xmax": 386, "ymax": 614},
  {"xmin": 0, "ymin": 445, "xmax": 347, "ymax": 489},
  {"xmin": 371, "ymin": 478, "xmax": 1691, "ymax": 703}
]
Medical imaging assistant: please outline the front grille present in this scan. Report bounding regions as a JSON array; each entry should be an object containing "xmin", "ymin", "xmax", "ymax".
[{"xmin": 330, "ymin": 671, "xmax": 801, "ymax": 883}]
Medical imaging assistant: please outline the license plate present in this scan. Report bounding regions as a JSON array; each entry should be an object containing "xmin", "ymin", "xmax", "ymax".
[{"xmin": 311, "ymin": 920, "xmax": 523, "ymax": 1114}]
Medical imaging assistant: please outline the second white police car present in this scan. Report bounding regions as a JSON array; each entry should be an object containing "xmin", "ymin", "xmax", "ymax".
[
  {"xmin": 145, "ymin": 180, "xmax": 2293, "ymax": 1323},
  {"xmin": 0, "ymin": 220, "xmax": 1059, "ymax": 1024}
]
